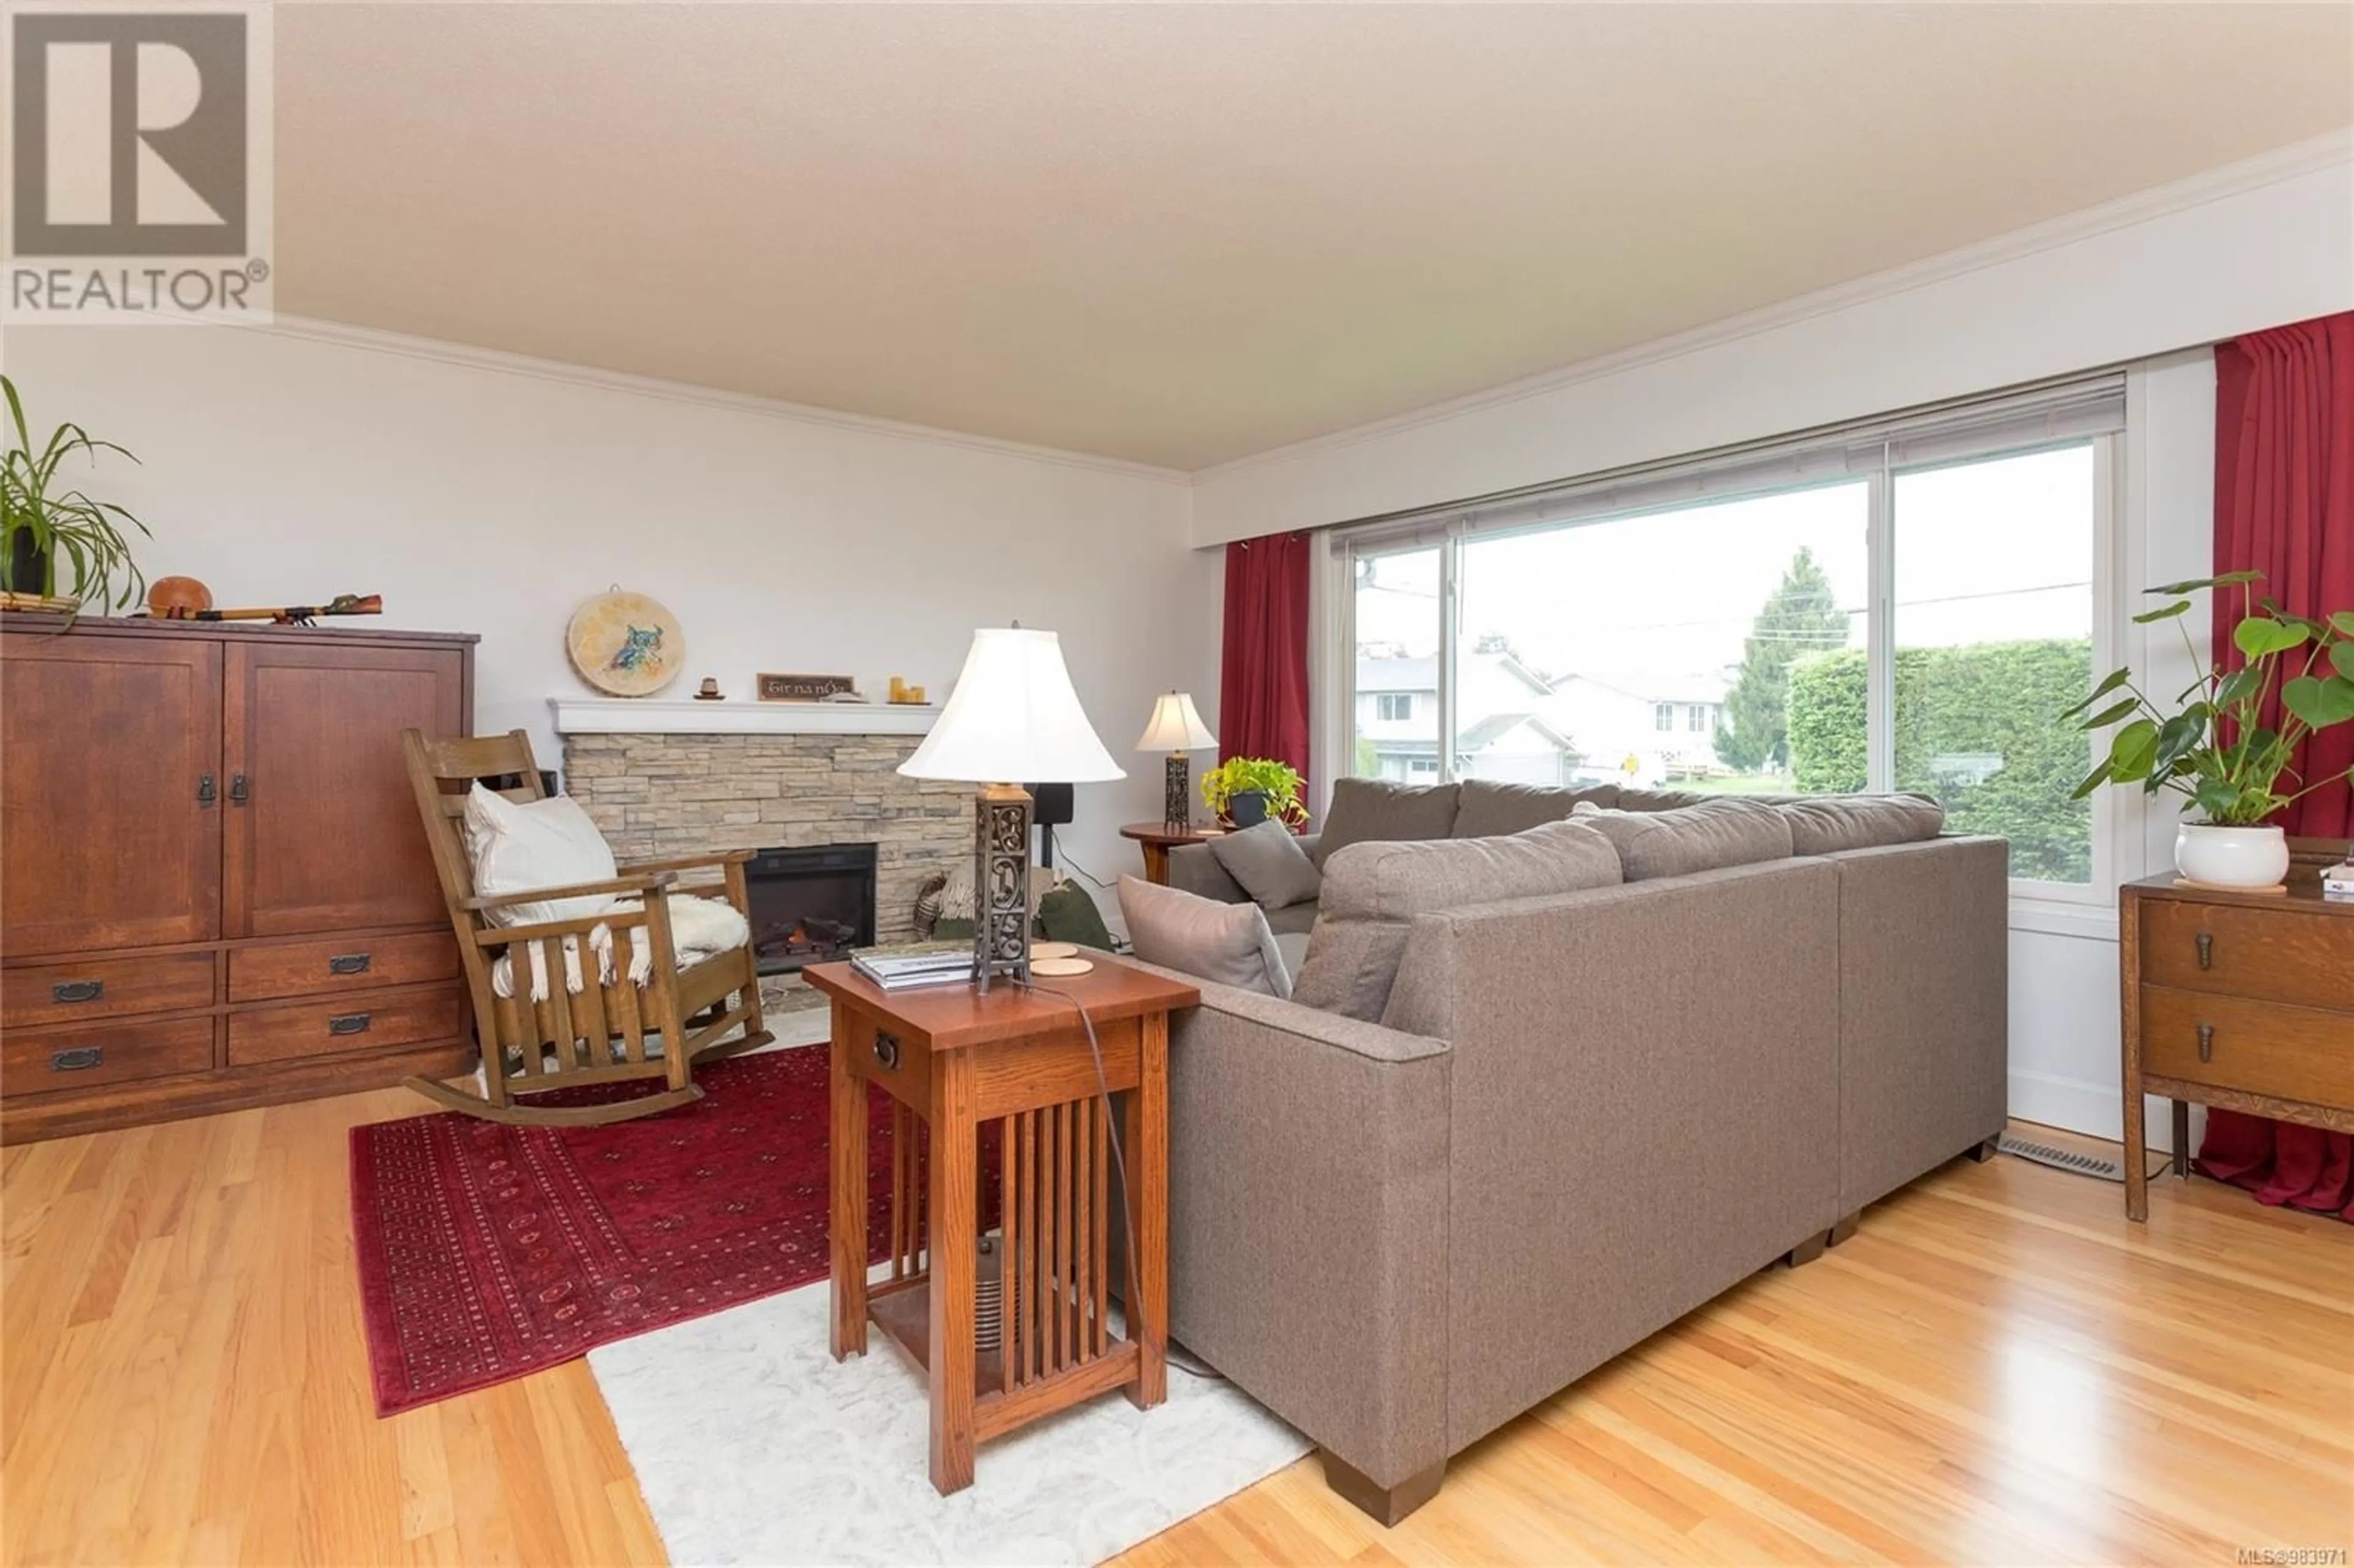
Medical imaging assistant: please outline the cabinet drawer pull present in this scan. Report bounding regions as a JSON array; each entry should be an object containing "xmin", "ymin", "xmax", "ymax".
[
  {"xmin": 327, "ymin": 1012, "xmax": 372, "ymax": 1037},
  {"xmin": 2195, "ymin": 931, "xmax": 2213, "ymax": 970},
  {"xmin": 50, "ymin": 979, "xmax": 104, "ymax": 1004},
  {"xmin": 50, "ymin": 1046, "xmax": 103, "ymax": 1072},
  {"xmin": 327, "ymin": 953, "xmax": 372, "ymax": 975},
  {"xmin": 2196, "ymin": 1022, "xmax": 2214, "ymax": 1062},
  {"xmin": 229, "ymin": 772, "xmax": 249, "ymax": 805},
  {"xmin": 197, "ymin": 773, "xmax": 216, "ymax": 806},
  {"xmin": 872, "ymin": 1032, "xmax": 901, "ymax": 1071}
]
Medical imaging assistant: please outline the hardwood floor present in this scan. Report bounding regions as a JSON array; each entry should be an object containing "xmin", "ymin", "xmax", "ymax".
[{"xmin": 4, "ymin": 1096, "xmax": 2347, "ymax": 1566}]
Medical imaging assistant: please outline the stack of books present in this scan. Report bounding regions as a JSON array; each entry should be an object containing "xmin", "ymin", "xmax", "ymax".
[{"xmin": 851, "ymin": 951, "xmax": 976, "ymax": 992}]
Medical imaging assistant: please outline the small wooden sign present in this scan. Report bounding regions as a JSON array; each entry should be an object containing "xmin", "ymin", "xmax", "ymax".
[{"xmin": 758, "ymin": 671, "xmax": 856, "ymax": 702}]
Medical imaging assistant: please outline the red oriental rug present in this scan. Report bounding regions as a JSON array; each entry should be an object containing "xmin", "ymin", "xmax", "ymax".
[{"xmin": 351, "ymin": 1045, "xmax": 994, "ymax": 1415}]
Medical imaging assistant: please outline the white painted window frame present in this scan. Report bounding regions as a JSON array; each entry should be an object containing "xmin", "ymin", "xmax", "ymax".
[{"xmin": 1325, "ymin": 421, "xmax": 2126, "ymax": 916}]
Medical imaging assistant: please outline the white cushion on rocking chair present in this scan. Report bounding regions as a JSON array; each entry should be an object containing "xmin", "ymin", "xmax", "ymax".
[{"xmin": 463, "ymin": 782, "xmax": 623, "ymax": 927}]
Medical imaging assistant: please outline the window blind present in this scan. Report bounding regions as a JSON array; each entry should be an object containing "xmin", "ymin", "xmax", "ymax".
[{"xmin": 1334, "ymin": 373, "xmax": 2125, "ymax": 555}]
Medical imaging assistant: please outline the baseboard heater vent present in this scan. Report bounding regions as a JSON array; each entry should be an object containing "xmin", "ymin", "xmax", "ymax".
[{"xmin": 1997, "ymin": 1133, "xmax": 2168, "ymax": 1184}]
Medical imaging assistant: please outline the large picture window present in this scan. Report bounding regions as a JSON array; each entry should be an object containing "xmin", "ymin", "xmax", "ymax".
[{"xmin": 1338, "ymin": 382, "xmax": 2117, "ymax": 891}]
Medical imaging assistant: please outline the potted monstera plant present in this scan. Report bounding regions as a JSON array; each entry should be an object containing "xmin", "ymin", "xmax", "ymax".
[
  {"xmin": 2066, "ymin": 571, "xmax": 2354, "ymax": 888},
  {"xmin": 0, "ymin": 375, "xmax": 151, "ymax": 614},
  {"xmin": 1199, "ymin": 756, "xmax": 1308, "ymax": 829}
]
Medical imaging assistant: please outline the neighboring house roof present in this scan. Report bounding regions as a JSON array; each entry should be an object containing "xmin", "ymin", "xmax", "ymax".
[
  {"xmin": 1356, "ymin": 650, "xmax": 1557, "ymax": 696},
  {"xmin": 1555, "ymin": 669, "xmax": 1729, "ymax": 706},
  {"xmin": 1372, "ymin": 714, "xmax": 1579, "ymax": 760},
  {"xmin": 1456, "ymin": 712, "xmax": 1577, "ymax": 753}
]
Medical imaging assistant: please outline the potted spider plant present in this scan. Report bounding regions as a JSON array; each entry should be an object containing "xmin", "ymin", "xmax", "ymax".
[
  {"xmin": 1199, "ymin": 756, "xmax": 1308, "ymax": 829},
  {"xmin": 2065, "ymin": 571, "xmax": 2354, "ymax": 888},
  {"xmin": 1, "ymin": 375, "xmax": 151, "ymax": 614}
]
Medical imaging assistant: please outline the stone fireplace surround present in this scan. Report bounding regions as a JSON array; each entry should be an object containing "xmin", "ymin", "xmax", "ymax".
[{"xmin": 553, "ymin": 699, "xmax": 968, "ymax": 947}]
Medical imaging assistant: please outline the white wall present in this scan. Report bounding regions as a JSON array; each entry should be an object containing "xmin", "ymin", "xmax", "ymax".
[
  {"xmin": 1263, "ymin": 140, "xmax": 2354, "ymax": 1146},
  {"xmin": 1193, "ymin": 136, "xmax": 2352, "ymax": 546},
  {"xmin": 0, "ymin": 321, "xmax": 1220, "ymax": 898}
]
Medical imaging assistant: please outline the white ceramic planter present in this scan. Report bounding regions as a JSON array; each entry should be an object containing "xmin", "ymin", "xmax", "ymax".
[{"xmin": 2174, "ymin": 823, "xmax": 2290, "ymax": 888}]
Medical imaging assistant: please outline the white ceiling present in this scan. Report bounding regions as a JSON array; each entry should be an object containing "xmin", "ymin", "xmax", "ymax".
[{"xmin": 276, "ymin": 4, "xmax": 2354, "ymax": 471}]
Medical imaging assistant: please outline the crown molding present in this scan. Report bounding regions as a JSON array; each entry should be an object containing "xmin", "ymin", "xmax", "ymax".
[
  {"xmin": 235, "ymin": 313, "xmax": 1194, "ymax": 487},
  {"xmin": 1195, "ymin": 130, "xmax": 2354, "ymax": 483}
]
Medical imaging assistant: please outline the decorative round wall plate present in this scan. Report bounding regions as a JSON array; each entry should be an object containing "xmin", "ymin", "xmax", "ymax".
[{"xmin": 567, "ymin": 588, "xmax": 684, "ymax": 697}]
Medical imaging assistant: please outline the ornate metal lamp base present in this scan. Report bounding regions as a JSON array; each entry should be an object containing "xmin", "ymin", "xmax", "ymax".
[
  {"xmin": 1163, "ymin": 753, "xmax": 1190, "ymax": 832},
  {"xmin": 972, "ymin": 783, "xmax": 1033, "ymax": 993}
]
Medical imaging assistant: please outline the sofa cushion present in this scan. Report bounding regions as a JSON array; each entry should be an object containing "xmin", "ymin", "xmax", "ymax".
[
  {"xmin": 1569, "ymin": 798, "xmax": 1795, "ymax": 881},
  {"xmin": 1450, "ymin": 779, "xmax": 1621, "ymax": 838},
  {"xmin": 1316, "ymin": 778, "xmax": 1460, "ymax": 866},
  {"xmin": 1779, "ymin": 793, "xmax": 1946, "ymax": 854},
  {"xmin": 1206, "ymin": 819, "xmax": 1323, "ymax": 911},
  {"xmin": 1117, "ymin": 875, "xmax": 1291, "ymax": 998},
  {"xmin": 1292, "ymin": 819, "xmax": 1621, "ymax": 1021},
  {"xmin": 1615, "ymin": 786, "xmax": 1709, "ymax": 812}
]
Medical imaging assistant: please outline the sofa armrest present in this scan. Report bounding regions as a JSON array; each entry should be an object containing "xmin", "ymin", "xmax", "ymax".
[
  {"xmin": 1164, "ymin": 842, "xmax": 1247, "ymax": 903},
  {"xmin": 1148, "ymin": 969, "xmax": 1451, "ymax": 1488}
]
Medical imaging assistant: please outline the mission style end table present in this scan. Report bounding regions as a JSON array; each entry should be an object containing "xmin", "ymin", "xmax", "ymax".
[
  {"xmin": 2118, "ymin": 865, "xmax": 2354, "ymax": 1222},
  {"xmin": 1118, "ymin": 820, "xmax": 1225, "ymax": 885},
  {"xmin": 804, "ymin": 956, "xmax": 1200, "ymax": 1494}
]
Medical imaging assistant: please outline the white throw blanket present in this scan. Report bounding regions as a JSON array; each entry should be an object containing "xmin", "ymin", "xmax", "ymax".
[{"xmin": 489, "ymin": 893, "xmax": 751, "ymax": 1002}]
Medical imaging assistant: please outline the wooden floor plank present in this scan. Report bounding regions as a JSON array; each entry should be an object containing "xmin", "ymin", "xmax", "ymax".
[{"xmin": 3, "ymin": 1099, "xmax": 2347, "ymax": 1567}]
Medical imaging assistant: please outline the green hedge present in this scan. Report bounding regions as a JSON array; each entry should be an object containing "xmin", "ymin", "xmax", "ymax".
[{"xmin": 1787, "ymin": 638, "xmax": 2093, "ymax": 882}]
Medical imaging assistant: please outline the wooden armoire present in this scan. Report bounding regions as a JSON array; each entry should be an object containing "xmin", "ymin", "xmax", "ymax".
[{"xmin": 1, "ymin": 617, "xmax": 478, "ymax": 1143}]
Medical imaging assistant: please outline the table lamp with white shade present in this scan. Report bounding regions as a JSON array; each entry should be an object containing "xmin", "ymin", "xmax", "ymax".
[
  {"xmin": 898, "ymin": 626, "xmax": 1124, "ymax": 991},
  {"xmin": 1135, "ymin": 691, "xmax": 1217, "ymax": 831}
]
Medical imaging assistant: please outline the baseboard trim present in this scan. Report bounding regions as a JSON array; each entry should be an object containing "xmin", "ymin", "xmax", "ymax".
[{"xmin": 2009, "ymin": 1067, "xmax": 2204, "ymax": 1152}]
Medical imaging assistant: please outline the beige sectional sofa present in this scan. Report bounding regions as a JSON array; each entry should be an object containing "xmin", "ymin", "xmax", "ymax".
[{"xmin": 1152, "ymin": 779, "xmax": 2008, "ymax": 1523}]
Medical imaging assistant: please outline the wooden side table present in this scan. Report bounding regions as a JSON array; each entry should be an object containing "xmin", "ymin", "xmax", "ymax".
[
  {"xmin": 805, "ymin": 956, "xmax": 1200, "ymax": 1493},
  {"xmin": 2118, "ymin": 866, "xmax": 2354, "ymax": 1222},
  {"xmin": 1119, "ymin": 820, "xmax": 1225, "ymax": 885}
]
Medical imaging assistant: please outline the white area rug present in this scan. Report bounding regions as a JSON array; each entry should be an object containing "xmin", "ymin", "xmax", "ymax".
[{"xmin": 590, "ymin": 1283, "xmax": 1310, "ymax": 1566}]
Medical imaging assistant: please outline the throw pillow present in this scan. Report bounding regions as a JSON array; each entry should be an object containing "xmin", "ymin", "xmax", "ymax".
[
  {"xmin": 1451, "ymin": 779, "xmax": 1621, "ymax": 837},
  {"xmin": 462, "ymin": 783, "xmax": 622, "ymax": 927},
  {"xmin": 1117, "ymin": 875, "xmax": 1291, "ymax": 998},
  {"xmin": 1292, "ymin": 818, "xmax": 1621, "ymax": 1022},
  {"xmin": 1037, "ymin": 883, "xmax": 1116, "ymax": 950},
  {"xmin": 1315, "ymin": 777, "xmax": 1461, "ymax": 866},
  {"xmin": 1778, "ymin": 793, "xmax": 1946, "ymax": 854},
  {"xmin": 1568, "ymin": 798, "xmax": 1793, "ymax": 881},
  {"xmin": 1206, "ymin": 819, "xmax": 1323, "ymax": 910}
]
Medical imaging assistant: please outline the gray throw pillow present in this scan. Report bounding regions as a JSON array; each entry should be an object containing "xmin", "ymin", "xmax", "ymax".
[
  {"xmin": 1452, "ymin": 779, "xmax": 1621, "ymax": 837},
  {"xmin": 1315, "ymin": 777, "xmax": 1461, "ymax": 866},
  {"xmin": 1569, "ymin": 798, "xmax": 1794, "ymax": 881},
  {"xmin": 1779, "ymin": 793, "xmax": 1945, "ymax": 854},
  {"xmin": 1292, "ymin": 819, "xmax": 1622, "ymax": 1022},
  {"xmin": 1206, "ymin": 819, "xmax": 1322, "ymax": 910},
  {"xmin": 1116, "ymin": 875, "xmax": 1291, "ymax": 998}
]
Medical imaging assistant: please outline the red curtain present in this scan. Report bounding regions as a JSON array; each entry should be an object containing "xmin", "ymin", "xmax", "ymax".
[
  {"xmin": 2196, "ymin": 310, "xmax": 2354, "ymax": 1221},
  {"xmin": 1217, "ymin": 531, "xmax": 1312, "ymax": 779}
]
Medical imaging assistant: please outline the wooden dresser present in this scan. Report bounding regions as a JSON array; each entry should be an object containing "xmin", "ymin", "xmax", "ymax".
[
  {"xmin": 1, "ymin": 617, "xmax": 478, "ymax": 1143},
  {"xmin": 2119, "ymin": 862, "xmax": 2354, "ymax": 1220}
]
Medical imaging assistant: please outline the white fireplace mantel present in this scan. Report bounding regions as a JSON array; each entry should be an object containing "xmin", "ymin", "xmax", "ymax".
[{"xmin": 548, "ymin": 697, "xmax": 937, "ymax": 737}]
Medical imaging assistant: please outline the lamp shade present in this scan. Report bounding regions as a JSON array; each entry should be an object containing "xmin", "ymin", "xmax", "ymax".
[
  {"xmin": 897, "ymin": 627, "xmax": 1125, "ymax": 784},
  {"xmin": 1135, "ymin": 691, "xmax": 1217, "ymax": 753}
]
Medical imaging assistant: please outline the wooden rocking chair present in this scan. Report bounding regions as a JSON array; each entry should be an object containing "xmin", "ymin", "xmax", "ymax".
[{"xmin": 400, "ymin": 728, "xmax": 772, "ymax": 1126}]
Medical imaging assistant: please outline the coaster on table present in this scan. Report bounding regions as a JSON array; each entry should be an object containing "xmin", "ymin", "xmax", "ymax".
[
  {"xmin": 1031, "ymin": 942, "xmax": 1079, "ymax": 959},
  {"xmin": 1032, "ymin": 956, "xmax": 1094, "ymax": 976},
  {"xmin": 2171, "ymin": 877, "xmax": 2288, "ymax": 895}
]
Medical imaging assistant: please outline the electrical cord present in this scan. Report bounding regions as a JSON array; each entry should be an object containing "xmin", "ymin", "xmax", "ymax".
[
  {"xmin": 1042, "ymin": 829, "xmax": 1132, "ymax": 954},
  {"xmin": 1046, "ymin": 828, "xmax": 1110, "ymax": 892},
  {"xmin": 1013, "ymin": 977, "xmax": 1221, "ymax": 1383}
]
